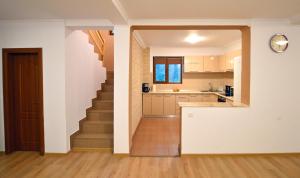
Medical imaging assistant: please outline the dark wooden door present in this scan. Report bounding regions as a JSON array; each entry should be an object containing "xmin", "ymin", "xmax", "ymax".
[{"xmin": 3, "ymin": 48, "xmax": 44, "ymax": 155}]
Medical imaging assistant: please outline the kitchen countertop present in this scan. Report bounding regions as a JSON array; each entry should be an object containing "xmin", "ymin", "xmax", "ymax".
[{"xmin": 143, "ymin": 90, "xmax": 234, "ymax": 101}]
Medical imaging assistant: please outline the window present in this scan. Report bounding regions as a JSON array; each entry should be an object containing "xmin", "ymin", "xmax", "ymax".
[{"xmin": 153, "ymin": 57, "xmax": 183, "ymax": 84}]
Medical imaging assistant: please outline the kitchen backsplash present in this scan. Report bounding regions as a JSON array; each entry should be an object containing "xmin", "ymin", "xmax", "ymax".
[{"xmin": 147, "ymin": 72, "xmax": 233, "ymax": 92}]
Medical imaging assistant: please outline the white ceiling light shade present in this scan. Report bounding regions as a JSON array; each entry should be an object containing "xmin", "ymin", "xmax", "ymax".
[{"xmin": 184, "ymin": 34, "xmax": 206, "ymax": 44}]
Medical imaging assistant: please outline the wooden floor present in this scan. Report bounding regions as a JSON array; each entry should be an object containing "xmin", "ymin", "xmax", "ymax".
[
  {"xmin": 1, "ymin": 151, "xmax": 300, "ymax": 178},
  {"xmin": 130, "ymin": 117, "xmax": 180, "ymax": 157}
]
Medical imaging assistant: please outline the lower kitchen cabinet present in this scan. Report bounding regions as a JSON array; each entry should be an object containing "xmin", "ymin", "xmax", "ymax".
[
  {"xmin": 202, "ymin": 94, "xmax": 218, "ymax": 102},
  {"xmin": 151, "ymin": 94, "xmax": 164, "ymax": 115},
  {"xmin": 143, "ymin": 94, "xmax": 152, "ymax": 115},
  {"xmin": 176, "ymin": 95, "xmax": 189, "ymax": 116},
  {"xmin": 189, "ymin": 95, "xmax": 203, "ymax": 102},
  {"xmin": 163, "ymin": 95, "xmax": 176, "ymax": 115},
  {"xmin": 143, "ymin": 93, "xmax": 219, "ymax": 117}
]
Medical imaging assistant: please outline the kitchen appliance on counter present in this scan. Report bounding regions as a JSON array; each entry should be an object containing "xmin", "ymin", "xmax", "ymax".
[
  {"xmin": 230, "ymin": 87, "xmax": 234, "ymax": 97},
  {"xmin": 218, "ymin": 96, "xmax": 226, "ymax": 102},
  {"xmin": 225, "ymin": 85, "xmax": 234, "ymax": 96},
  {"xmin": 142, "ymin": 83, "xmax": 151, "ymax": 93}
]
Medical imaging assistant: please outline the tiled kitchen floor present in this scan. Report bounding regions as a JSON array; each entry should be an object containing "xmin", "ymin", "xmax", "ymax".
[{"xmin": 130, "ymin": 117, "xmax": 180, "ymax": 157}]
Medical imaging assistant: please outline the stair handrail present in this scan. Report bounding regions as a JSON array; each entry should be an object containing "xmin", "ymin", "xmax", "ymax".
[{"xmin": 87, "ymin": 30, "xmax": 105, "ymax": 60}]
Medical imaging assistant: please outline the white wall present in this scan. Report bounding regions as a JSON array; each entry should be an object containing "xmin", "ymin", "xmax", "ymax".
[
  {"xmin": 0, "ymin": 20, "xmax": 67, "ymax": 153},
  {"xmin": 149, "ymin": 47, "xmax": 225, "ymax": 72},
  {"xmin": 65, "ymin": 30, "xmax": 106, "ymax": 150},
  {"xmin": 181, "ymin": 23, "xmax": 300, "ymax": 154},
  {"xmin": 113, "ymin": 25, "xmax": 130, "ymax": 153}
]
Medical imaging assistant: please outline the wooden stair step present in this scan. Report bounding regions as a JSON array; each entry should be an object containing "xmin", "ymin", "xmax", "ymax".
[
  {"xmin": 86, "ymin": 108, "xmax": 113, "ymax": 121},
  {"xmin": 97, "ymin": 91, "xmax": 113, "ymax": 100},
  {"xmin": 101, "ymin": 84, "xmax": 113, "ymax": 91},
  {"xmin": 72, "ymin": 133, "xmax": 113, "ymax": 148},
  {"xmin": 75, "ymin": 133, "xmax": 112, "ymax": 139},
  {"xmin": 80, "ymin": 120, "xmax": 113, "ymax": 133},
  {"xmin": 105, "ymin": 79, "xmax": 114, "ymax": 85},
  {"xmin": 92, "ymin": 100, "xmax": 113, "ymax": 109}
]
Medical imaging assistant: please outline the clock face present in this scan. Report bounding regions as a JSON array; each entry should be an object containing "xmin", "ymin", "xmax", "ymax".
[{"xmin": 270, "ymin": 34, "xmax": 288, "ymax": 53}]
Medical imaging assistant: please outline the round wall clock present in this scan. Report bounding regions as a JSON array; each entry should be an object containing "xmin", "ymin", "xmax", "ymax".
[{"xmin": 270, "ymin": 34, "xmax": 289, "ymax": 53}]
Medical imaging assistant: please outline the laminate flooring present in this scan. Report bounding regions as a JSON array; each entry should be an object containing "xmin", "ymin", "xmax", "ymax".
[
  {"xmin": 130, "ymin": 117, "xmax": 180, "ymax": 157},
  {"xmin": 1, "ymin": 151, "xmax": 300, "ymax": 178}
]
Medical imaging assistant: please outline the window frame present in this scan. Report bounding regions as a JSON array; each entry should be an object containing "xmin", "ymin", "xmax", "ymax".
[{"xmin": 153, "ymin": 56, "xmax": 183, "ymax": 84}]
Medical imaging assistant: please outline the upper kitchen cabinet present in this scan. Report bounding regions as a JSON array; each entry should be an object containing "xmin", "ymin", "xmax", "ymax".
[
  {"xmin": 218, "ymin": 55, "xmax": 227, "ymax": 72},
  {"xmin": 184, "ymin": 56, "xmax": 204, "ymax": 73},
  {"xmin": 225, "ymin": 55, "xmax": 234, "ymax": 71},
  {"xmin": 203, "ymin": 56, "xmax": 220, "ymax": 72},
  {"xmin": 225, "ymin": 50, "xmax": 241, "ymax": 72}
]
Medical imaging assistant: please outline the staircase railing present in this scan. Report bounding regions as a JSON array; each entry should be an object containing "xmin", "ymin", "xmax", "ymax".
[{"xmin": 87, "ymin": 30, "xmax": 105, "ymax": 60}]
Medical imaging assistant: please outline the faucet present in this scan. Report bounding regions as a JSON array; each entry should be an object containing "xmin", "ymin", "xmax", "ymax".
[{"xmin": 208, "ymin": 82, "xmax": 213, "ymax": 92}]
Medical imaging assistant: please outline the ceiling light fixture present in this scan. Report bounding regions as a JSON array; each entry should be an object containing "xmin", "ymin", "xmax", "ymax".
[
  {"xmin": 275, "ymin": 40, "xmax": 288, "ymax": 46},
  {"xmin": 184, "ymin": 34, "xmax": 206, "ymax": 44}
]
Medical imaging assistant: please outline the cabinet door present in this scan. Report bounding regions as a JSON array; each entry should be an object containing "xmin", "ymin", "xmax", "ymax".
[
  {"xmin": 203, "ymin": 56, "xmax": 219, "ymax": 72},
  {"xmin": 189, "ymin": 95, "xmax": 203, "ymax": 102},
  {"xmin": 225, "ymin": 55, "xmax": 234, "ymax": 71},
  {"xmin": 218, "ymin": 55, "xmax": 226, "ymax": 72},
  {"xmin": 176, "ymin": 95, "xmax": 189, "ymax": 116},
  {"xmin": 202, "ymin": 94, "xmax": 218, "ymax": 102},
  {"xmin": 225, "ymin": 50, "xmax": 241, "ymax": 72},
  {"xmin": 151, "ymin": 95, "xmax": 164, "ymax": 115},
  {"xmin": 184, "ymin": 56, "xmax": 203, "ymax": 72},
  {"xmin": 164, "ymin": 95, "xmax": 176, "ymax": 115},
  {"xmin": 143, "ymin": 94, "xmax": 152, "ymax": 116}
]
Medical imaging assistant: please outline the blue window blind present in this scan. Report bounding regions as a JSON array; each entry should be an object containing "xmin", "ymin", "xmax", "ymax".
[
  {"xmin": 168, "ymin": 64, "xmax": 181, "ymax": 83},
  {"xmin": 155, "ymin": 64, "xmax": 166, "ymax": 82},
  {"xmin": 153, "ymin": 57, "xmax": 182, "ymax": 84}
]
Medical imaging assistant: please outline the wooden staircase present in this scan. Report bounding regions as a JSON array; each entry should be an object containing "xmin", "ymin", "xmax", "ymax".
[{"xmin": 71, "ymin": 72, "xmax": 114, "ymax": 150}]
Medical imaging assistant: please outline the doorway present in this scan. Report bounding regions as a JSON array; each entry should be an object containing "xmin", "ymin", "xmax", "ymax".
[{"xmin": 3, "ymin": 48, "xmax": 44, "ymax": 155}]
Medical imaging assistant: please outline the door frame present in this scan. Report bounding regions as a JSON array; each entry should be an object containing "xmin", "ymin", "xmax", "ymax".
[{"xmin": 2, "ymin": 48, "xmax": 45, "ymax": 155}]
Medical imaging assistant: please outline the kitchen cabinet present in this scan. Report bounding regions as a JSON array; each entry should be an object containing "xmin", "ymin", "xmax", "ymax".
[
  {"xmin": 189, "ymin": 95, "xmax": 203, "ymax": 102},
  {"xmin": 163, "ymin": 95, "xmax": 176, "ymax": 115},
  {"xmin": 176, "ymin": 95, "xmax": 189, "ymax": 116},
  {"xmin": 203, "ymin": 56, "xmax": 220, "ymax": 72},
  {"xmin": 202, "ymin": 94, "xmax": 218, "ymax": 102},
  {"xmin": 225, "ymin": 50, "xmax": 241, "ymax": 72},
  {"xmin": 184, "ymin": 56, "xmax": 204, "ymax": 72},
  {"xmin": 143, "ymin": 93, "xmax": 220, "ymax": 117},
  {"xmin": 218, "ymin": 55, "xmax": 227, "ymax": 72},
  {"xmin": 225, "ymin": 55, "xmax": 234, "ymax": 71},
  {"xmin": 143, "ymin": 94, "xmax": 152, "ymax": 115},
  {"xmin": 151, "ymin": 95, "xmax": 164, "ymax": 115}
]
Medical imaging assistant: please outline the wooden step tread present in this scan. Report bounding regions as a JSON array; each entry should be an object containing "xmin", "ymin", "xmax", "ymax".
[
  {"xmin": 75, "ymin": 133, "xmax": 113, "ymax": 139},
  {"xmin": 87, "ymin": 108, "xmax": 113, "ymax": 113},
  {"xmin": 94, "ymin": 100, "xmax": 113, "ymax": 102},
  {"xmin": 83, "ymin": 120, "xmax": 113, "ymax": 124},
  {"xmin": 98, "ymin": 91, "xmax": 113, "ymax": 94}
]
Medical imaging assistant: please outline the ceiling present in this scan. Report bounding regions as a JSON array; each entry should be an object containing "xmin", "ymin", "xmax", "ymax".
[
  {"xmin": 136, "ymin": 30, "xmax": 241, "ymax": 48},
  {"xmin": 0, "ymin": 0, "xmax": 299, "ymax": 23},
  {"xmin": 0, "ymin": 0, "xmax": 126, "ymax": 23},
  {"xmin": 120, "ymin": 0, "xmax": 300, "ymax": 19}
]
